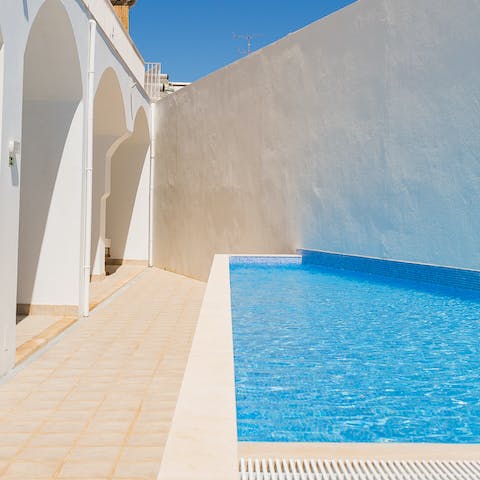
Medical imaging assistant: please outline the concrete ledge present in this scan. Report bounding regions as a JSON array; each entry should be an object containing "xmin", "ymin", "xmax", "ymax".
[
  {"xmin": 106, "ymin": 258, "xmax": 149, "ymax": 266},
  {"xmin": 15, "ymin": 316, "xmax": 77, "ymax": 365},
  {"xmin": 90, "ymin": 273, "xmax": 107, "ymax": 282},
  {"xmin": 17, "ymin": 304, "xmax": 78, "ymax": 317},
  {"xmin": 157, "ymin": 254, "xmax": 237, "ymax": 480},
  {"xmin": 239, "ymin": 442, "xmax": 480, "ymax": 461}
]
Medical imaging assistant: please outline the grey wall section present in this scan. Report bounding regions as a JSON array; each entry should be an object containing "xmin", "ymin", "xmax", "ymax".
[{"xmin": 153, "ymin": 0, "xmax": 480, "ymax": 281}]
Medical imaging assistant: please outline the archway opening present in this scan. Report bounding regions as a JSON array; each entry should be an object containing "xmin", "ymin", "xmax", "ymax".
[
  {"xmin": 105, "ymin": 107, "xmax": 150, "ymax": 271},
  {"xmin": 17, "ymin": 0, "xmax": 83, "ymax": 330},
  {"xmin": 90, "ymin": 68, "xmax": 128, "ymax": 288}
]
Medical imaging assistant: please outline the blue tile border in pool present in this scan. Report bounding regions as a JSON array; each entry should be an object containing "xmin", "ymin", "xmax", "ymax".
[
  {"xmin": 229, "ymin": 255, "xmax": 302, "ymax": 266},
  {"xmin": 298, "ymin": 249, "xmax": 480, "ymax": 292}
]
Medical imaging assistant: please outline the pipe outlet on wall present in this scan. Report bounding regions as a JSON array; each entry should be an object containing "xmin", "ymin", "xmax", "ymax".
[{"xmin": 8, "ymin": 140, "xmax": 20, "ymax": 167}]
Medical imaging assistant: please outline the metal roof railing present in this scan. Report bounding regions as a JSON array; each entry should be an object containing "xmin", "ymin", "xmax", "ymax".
[{"xmin": 145, "ymin": 62, "xmax": 167, "ymax": 101}]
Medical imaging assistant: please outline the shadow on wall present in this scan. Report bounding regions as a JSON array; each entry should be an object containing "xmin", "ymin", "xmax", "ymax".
[
  {"xmin": 91, "ymin": 68, "xmax": 128, "ymax": 277},
  {"xmin": 106, "ymin": 108, "xmax": 150, "ymax": 262},
  {"xmin": 17, "ymin": 0, "xmax": 83, "ymax": 308}
]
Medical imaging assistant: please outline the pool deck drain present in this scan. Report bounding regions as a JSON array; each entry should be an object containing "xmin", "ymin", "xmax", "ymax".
[
  {"xmin": 238, "ymin": 457, "xmax": 480, "ymax": 479},
  {"xmin": 0, "ymin": 267, "xmax": 205, "ymax": 480}
]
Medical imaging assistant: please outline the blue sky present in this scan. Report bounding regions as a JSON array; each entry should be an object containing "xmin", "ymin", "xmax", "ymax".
[{"xmin": 130, "ymin": 1, "xmax": 356, "ymax": 82}]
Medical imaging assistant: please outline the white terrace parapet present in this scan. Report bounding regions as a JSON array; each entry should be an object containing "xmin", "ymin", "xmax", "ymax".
[{"xmin": 81, "ymin": 0, "xmax": 145, "ymax": 87}]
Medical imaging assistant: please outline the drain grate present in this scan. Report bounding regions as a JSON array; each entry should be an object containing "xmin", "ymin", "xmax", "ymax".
[{"xmin": 239, "ymin": 458, "xmax": 480, "ymax": 479}]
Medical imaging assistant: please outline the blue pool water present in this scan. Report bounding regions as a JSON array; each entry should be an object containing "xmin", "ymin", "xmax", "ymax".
[{"xmin": 230, "ymin": 259, "xmax": 480, "ymax": 443}]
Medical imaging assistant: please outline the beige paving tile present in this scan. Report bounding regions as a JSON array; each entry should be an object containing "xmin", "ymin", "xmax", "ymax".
[
  {"xmin": 132, "ymin": 421, "xmax": 171, "ymax": 434},
  {"xmin": 56, "ymin": 401, "xmax": 99, "ymax": 413},
  {"xmin": 113, "ymin": 460, "xmax": 160, "ymax": 479},
  {"xmin": 45, "ymin": 409, "xmax": 95, "ymax": 423},
  {"xmin": 16, "ymin": 446, "xmax": 71, "ymax": 462},
  {"xmin": 58, "ymin": 461, "xmax": 115, "ymax": 478},
  {"xmin": 25, "ymin": 390, "xmax": 70, "ymax": 402},
  {"xmin": 0, "ymin": 419, "xmax": 43, "ymax": 433},
  {"xmin": 0, "ymin": 434, "xmax": 31, "ymax": 447},
  {"xmin": 119, "ymin": 446, "xmax": 164, "ymax": 463},
  {"xmin": 86, "ymin": 420, "xmax": 133, "ymax": 433},
  {"xmin": 40, "ymin": 421, "xmax": 86, "ymax": 434},
  {"xmin": 26, "ymin": 433, "xmax": 79, "ymax": 448},
  {"xmin": 100, "ymin": 399, "xmax": 142, "ymax": 412},
  {"xmin": 37, "ymin": 380, "xmax": 78, "ymax": 392},
  {"xmin": 0, "ymin": 445, "xmax": 21, "ymax": 461},
  {"xmin": 7, "ymin": 410, "xmax": 54, "ymax": 423},
  {"xmin": 19, "ymin": 397, "xmax": 63, "ymax": 411},
  {"xmin": 65, "ymin": 391, "xmax": 106, "ymax": 403},
  {"xmin": 76, "ymin": 432, "xmax": 126, "ymax": 447},
  {"xmin": 92, "ymin": 410, "xmax": 137, "ymax": 424},
  {"xmin": 0, "ymin": 463, "xmax": 8, "ymax": 478},
  {"xmin": 126, "ymin": 433, "xmax": 165, "ymax": 447},
  {"xmin": 3, "ymin": 460, "xmax": 59, "ymax": 478},
  {"xmin": 67, "ymin": 446, "xmax": 122, "ymax": 462}
]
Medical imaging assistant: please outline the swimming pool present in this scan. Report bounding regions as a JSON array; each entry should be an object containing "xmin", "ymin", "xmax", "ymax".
[{"xmin": 230, "ymin": 253, "xmax": 480, "ymax": 443}]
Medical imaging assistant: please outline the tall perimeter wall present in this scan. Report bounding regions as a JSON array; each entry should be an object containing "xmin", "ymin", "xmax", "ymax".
[{"xmin": 153, "ymin": 0, "xmax": 480, "ymax": 280}]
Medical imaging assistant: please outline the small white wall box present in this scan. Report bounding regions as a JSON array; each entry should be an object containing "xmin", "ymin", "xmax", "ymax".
[{"xmin": 8, "ymin": 140, "xmax": 20, "ymax": 167}]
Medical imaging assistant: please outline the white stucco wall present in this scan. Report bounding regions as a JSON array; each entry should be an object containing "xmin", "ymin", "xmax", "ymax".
[
  {"xmin": 17, "ymin": 0, "xmax": 84, "ymax": 309},
  {"xmin": 153, "ymin": 0, "xmax": 480, "ymax": 281}
]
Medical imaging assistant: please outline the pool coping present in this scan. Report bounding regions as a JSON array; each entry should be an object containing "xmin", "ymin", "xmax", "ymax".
[
  {"xmin": 158, "ymin": 254, "xmax": 480, "ymax": 479},
  {"xmin": 238, "ymin": 442, "xmax": 480, "ymax": 461},
  {"xmin": 157, "ymin": 254, "xmax": 238, "ymax": 480}
]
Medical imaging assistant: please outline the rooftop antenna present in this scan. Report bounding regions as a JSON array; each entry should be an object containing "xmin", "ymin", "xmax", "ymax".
[{"xmin": 233, "ymin": 33, "xmax": 263, "ymax": 56}]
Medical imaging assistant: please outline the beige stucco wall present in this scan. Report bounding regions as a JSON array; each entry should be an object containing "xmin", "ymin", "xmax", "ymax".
[{"xmin": 153, "ymin": 0, "xmax": 480, "ymax": 281}]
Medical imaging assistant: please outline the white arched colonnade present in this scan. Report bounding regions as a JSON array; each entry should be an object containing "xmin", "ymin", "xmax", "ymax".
[{"xmin": 0, "ymin": 0, "xmax": 152, "ymax": 375}]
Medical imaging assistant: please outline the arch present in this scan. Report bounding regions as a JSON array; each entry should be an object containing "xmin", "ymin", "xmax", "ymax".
[
  {"xmin": 106, "ymin": 107, "xmax": 150, "ymax": 264},
  {"xmin": 91, "ymin": 67, "xmax": 129, "ymax": 278},
  {"xmin": 17, "ymin": 0, "xmax": 83, "ymax": 313},
  {"xmin": 93, "ymin": 67, "xmax": 127, "ymax": 137}
]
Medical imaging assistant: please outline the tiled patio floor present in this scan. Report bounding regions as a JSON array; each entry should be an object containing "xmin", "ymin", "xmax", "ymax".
[{"xmin": 0, "ymin": 268, "xmax": 205, "ymax": 479}]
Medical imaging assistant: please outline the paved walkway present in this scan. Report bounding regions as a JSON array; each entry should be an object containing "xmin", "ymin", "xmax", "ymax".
[{"xmin": 0, "ymin": 268, "xmax": 205, "ymax": 479}]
